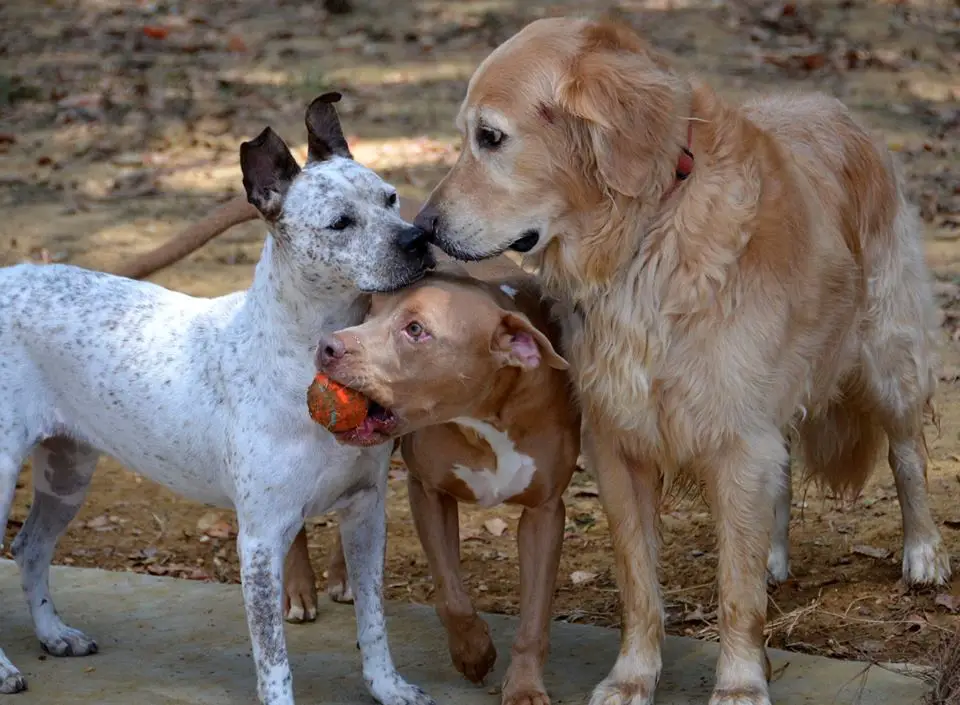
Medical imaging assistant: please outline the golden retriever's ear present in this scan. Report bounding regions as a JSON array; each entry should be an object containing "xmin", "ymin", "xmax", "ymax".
[{"xmin": 557, "ymin": 29, "xmax": 680, "ymax": 199}]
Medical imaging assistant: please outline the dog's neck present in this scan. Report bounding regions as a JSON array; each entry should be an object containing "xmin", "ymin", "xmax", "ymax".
[
  {"xmin": 467, "ymin": 361, "xmax": 569, "ymax": 442},
  {"xmin": 243, "ymin": 235, "xmax": 370, "ymax": 350},
  {"xmin": 527, "ymin": 80, "xmax": 763, "ymax": 414},
  {"xmin": 535, "ymin": 80, "xmax": 751, "ymax": 313}
]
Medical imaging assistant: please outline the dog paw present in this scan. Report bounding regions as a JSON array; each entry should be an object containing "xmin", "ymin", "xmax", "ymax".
[
  {"xmin": 40, "ymin": 627, "xmax": 98, "ymax": 657},
  {"xmin": 284, "ymin": 584, "xmax": 318, "ymax": 624},
  {"xmin": 284, "ymin": 600, "xmax": 318, "ymax": 624},
  {"xmin": 502, "ymin": 686, "xmax": 551, "ymax": 705},
  {"xmin": 765, "ymin": 547, "xmax": 789, "ymax": 586},
  {"xmin": 0, "ymin": 664, "xmax": 26, "ymax": 694},
  {"xmin": 327, "ymin": 577, "xmax": 354, "ymax": 604},
  {"xmin": 587, "ymin": 678, "xmax": 655, "ymax": 705},
  {"xmin": 709, "ymin": 687, "xmax": 771, "ymax": 705},
  {"xmin": 447, "ymin": 616, "xmax": 496, "ymax": 683},
  {"xmin": 903, "ymin": 538, "xmax": 952, "ymax": 587},
  {"xmin": 368, "ymin": 678, "xmax": 437, "ymax": 705}
]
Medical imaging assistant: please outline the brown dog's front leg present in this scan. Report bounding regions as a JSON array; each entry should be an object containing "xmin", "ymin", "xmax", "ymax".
[
  {"xmin": 283, "ymin": 526, "xmax": 319, "ymax": 623},
  {"xmin": 407, "ymin": 471, "xmax": 497, "ymax": 684},
  {"xmin": 325, "ymin": 530, "xmax": 355, "ymax": 603},
  {"xmin": 501, "ymin": 497, "xmax": 565, "ymax": 705}
]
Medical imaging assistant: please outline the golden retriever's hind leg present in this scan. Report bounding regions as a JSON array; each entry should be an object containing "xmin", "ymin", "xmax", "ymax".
[
  {"xmin": 703, "ymin": 429, "xmax": 785, "ymax": 705},
  {"xmin": 862, "ymin": 189, "xmax": 949, "ymax": 585},
  {"xmin": 885, "ymin": 419, "xmax": 951, "ymax": 586},
  {"xmin": 585, "ymin": 429, "xmax": 662, "ymax": 705},
  {"xmin": 765, "ymin": 438, "xmax": 792, "ymax": 586}
]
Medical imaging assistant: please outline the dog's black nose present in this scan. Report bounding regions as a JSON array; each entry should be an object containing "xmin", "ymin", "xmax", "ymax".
[
  {"xmin": 413, "ymin": 204, "xmax": 440, "ymax": 237},
  {"xmin": 396, "ymin": 225, "xmax": 429, "ymax": 256},
  {"xmin": 316, "ymin": 334, "xmax": 346, "ymax": 369}
]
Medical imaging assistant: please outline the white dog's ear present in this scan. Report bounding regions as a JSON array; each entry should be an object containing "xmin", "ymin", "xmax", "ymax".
[
  {"xmin": 240, "ymin": 127, "xmax": 302, "ymax": 221},
  {"xmin": 305, "ymin": 92, "xmax": 353, "ymax": 162},
  {"xmin": 556, "ymin": 21, "xmax": 682, "ymax": 199},
  {"xmin": 490, "ymin": 311, "xmax": 569, "ymax": 371}
]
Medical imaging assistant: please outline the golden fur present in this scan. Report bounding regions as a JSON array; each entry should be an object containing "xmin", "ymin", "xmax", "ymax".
[{"xmin": 417, "ymin": 17, "xmax": 951, "ymax": 705}]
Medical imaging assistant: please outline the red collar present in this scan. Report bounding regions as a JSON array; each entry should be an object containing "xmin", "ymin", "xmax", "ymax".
[
  {"xmin": 663, "ymin": 122, "xmax": 694, "ymax": 201},
  {"xmin": 676, "ymin": 121, "xmax": 694, "ymax": 181}
]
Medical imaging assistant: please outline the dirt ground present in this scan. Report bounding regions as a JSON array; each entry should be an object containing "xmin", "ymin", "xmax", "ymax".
[{"xmin": 1, "ymin": 0, "xmax": 958, "ymax": 676}]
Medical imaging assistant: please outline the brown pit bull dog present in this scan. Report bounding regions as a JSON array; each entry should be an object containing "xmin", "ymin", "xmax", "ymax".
[{"xmin": 285, "ymin": 256, "xmax": 580, "ymax": 705}]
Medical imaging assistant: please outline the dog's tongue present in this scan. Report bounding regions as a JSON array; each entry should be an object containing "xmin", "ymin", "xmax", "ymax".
[{"xmin": 352, "ymin": 416, "xmax": 380, "ymax": 442}]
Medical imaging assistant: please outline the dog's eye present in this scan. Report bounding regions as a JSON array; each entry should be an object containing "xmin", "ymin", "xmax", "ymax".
[
  {"xmin": 403, "ymin": 321, "xmax": 428, "ymax": 341},
  {"xmin": 385, "ymin": 192, "xmax": 398, "ymax": 208},
  {"xmin": 476, "ymin": 125, "xmax": 505, "ymax": 150},
  {"xmin": 328, "ymin": 215, "xmax": 354, "ymax": 231}
]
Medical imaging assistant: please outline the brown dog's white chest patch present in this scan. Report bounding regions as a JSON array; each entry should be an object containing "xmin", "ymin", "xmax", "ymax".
[{"xmin": 450, "ymin": 417, "xmax": 536, "ymax": 508}]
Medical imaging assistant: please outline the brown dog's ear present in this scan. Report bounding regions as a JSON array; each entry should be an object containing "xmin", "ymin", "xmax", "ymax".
[
  {"xmin": 240, "ymin": 127, "xmax": 301, "ymax": 221},
  {"xmin": 491, "ymin": 312, "xmax": 569, "ymax": 371},
  {"xmin": 305, "ymin": 92, "xmax": 353, "ymax": 162},
  {"xmin": 556, "ymin": 23, "xmax": 682, "ymax": 199}
]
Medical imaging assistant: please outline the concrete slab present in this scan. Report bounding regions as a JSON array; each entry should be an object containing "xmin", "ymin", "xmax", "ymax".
[{"xmin": 0, "ymin": 561, "xmax": 927, "ymax": 704}]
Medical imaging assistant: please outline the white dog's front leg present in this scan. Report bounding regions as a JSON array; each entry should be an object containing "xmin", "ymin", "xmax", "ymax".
[
  {"xmin": 237, "ymin": 521, "xmax": 300, "ymax": 705},
  {"xmin": 338, "ymin": 480, "xmax": 436, "ymax": 705}
]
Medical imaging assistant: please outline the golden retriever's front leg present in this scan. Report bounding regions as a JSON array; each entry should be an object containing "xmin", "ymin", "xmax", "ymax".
[
  {"xmin": 702, "ymin": 431, "xmax": 785, "ymax": 705},
  {"xmin": 585, "ymin": 429, "xmax": 662, "ymax": 705}
]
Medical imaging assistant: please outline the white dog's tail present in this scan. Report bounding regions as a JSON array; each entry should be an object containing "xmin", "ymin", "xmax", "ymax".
[{"xmin": 110, "ymin": 196, "xmax": 258, "ymax": 279}]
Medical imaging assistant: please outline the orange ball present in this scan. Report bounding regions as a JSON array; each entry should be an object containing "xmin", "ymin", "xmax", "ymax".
[{"xmin": 307, "ymin": 373, "xmax": 369, "ymax": 432}]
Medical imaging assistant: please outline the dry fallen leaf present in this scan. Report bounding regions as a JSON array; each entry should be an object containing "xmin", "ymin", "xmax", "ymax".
[
  {"xmin": 852, "ymin": 544, "xmax": 890, "ymax": 560},
  {"xmin": 186, "ymin": 568, "xmax": 211, "ymax": 581},
  {"xmin": 196, "ymin": 511, "xmax": 222, "ymax": 533},
  {"xmin": 904, "ymin": 613, "xmax": 927, "ymax": 633},
  {"xmin": 142, "ymin": 25, "xmax": 169, "ymax": 40},
  {"xmin": 226, "ymin": 35, "xmax": 248, "ymax": 53},
  {"xmin": 483, "ymin": 518, "xmax": 508, "ymax": 537},
  {"xmin": 205, "ymin": 521, "xmax": 235, "ymax": 539},
  {"xmin": 85, "ymin": 514, "xmax": 110, "ymax": 529},
  {"xmin": 570, "ymin": 570, "xmax": 597, "ymax": 586},
  {"xmin": 934, "ymin": 593, "xmax": 960, "ymax": 613},
  {"xmin": 196, "ymin": 511, "xmax": 236, "ymax": 539}
]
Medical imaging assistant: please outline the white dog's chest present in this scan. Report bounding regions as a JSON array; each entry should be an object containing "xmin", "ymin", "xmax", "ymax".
[{"xmin": 449, "ymin": 418, "xmax": 536, "ymax": 508}]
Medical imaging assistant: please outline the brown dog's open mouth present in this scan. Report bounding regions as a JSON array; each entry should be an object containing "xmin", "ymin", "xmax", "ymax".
[{"xmin": 335, "ymin": 400, "xmax": 399, "ymax": 447}]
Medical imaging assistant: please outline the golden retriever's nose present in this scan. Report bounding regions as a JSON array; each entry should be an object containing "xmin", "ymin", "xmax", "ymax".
[
  {"xmin": 316, "ymin": 334, "xmax": 346, "ymax": 370},
  {"xmin": 413, "ymin": 204, "xmax": 440, "ymax": 237}
]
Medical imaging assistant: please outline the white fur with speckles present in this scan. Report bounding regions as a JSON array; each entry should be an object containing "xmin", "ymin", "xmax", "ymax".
[
  {"xmin": 451, "ymin": 417, "xmax": 536, "ymax": 508},
  {"xmin": 0, "ymin": 153, "xmax": 434, "ymax": 705}
]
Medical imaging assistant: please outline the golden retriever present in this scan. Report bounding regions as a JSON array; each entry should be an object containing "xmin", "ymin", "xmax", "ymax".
[{"xmin": 413, "ymin": 16, "xmax": 951, "ymax": 705}]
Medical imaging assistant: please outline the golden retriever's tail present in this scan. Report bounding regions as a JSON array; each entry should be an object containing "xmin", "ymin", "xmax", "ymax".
[{"xmin": 796, "ymin": 400, "xmax": 884, "ymax": 499}]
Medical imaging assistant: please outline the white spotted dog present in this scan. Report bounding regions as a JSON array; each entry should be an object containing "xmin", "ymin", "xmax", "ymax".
[{"xmin": 0, "ymin": 93, "xmax": 436, "ymax": 705}]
